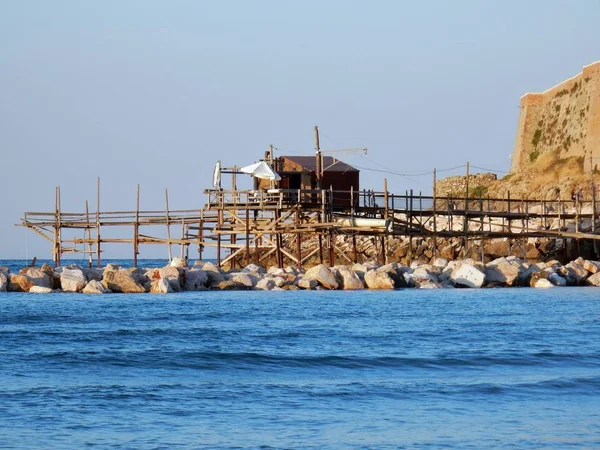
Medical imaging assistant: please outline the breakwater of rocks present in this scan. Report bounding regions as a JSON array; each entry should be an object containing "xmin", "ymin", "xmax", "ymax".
[{"xmin": 1, "ymin": 255, "xmax": 599, "ymax": 294}]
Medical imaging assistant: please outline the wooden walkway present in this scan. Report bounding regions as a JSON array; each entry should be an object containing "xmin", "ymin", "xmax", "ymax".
[{"xmin": 19, "ymin": 186, "xmax": 600, "ymax": 268}]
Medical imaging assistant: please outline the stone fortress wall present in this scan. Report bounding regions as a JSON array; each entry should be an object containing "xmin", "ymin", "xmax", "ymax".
[{"xmin": 510, "ymin": 61, "xmax": 600, "ymax": 174}]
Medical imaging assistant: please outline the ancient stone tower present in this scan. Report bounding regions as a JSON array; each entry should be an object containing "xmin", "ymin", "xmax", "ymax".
[{"xmin": 510, "ymin": 61, "xmax": 600, "ymax": 174}]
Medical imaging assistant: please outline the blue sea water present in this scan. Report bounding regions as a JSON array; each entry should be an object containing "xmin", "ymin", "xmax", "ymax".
[{"xmin": 1, "ymin": 273, "xmax": 599, "ymax": 448}]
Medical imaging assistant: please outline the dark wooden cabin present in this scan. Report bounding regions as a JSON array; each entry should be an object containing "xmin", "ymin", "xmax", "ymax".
[{"xmin": 258, "ymin": 155, "xmax": 359, "ymax": 206}]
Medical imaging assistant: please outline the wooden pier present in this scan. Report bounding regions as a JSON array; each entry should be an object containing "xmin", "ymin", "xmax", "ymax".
[{"xmin": 19, "ymin": 180, "xmax": 600, "ymax": 268}]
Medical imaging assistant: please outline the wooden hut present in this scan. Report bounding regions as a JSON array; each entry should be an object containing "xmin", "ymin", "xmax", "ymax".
[{"xmin": 258, "ymin": 155, "xmax": 359, "ymax": 205}]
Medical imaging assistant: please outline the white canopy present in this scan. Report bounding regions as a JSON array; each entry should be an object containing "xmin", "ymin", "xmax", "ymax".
[
  {"xmin": 240, "ymin": 161, "xmax": 281, "ymax": 181},
  {"xmin": 213, "ymin": 161, "xmax": 222, "ymax": 188}
]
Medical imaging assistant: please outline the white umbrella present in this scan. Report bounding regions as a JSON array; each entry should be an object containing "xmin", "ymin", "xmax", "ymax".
[
  {"xmin": 213, "ymin": 161, "xmax": 221, "ymax": 188},
  {"xmin": 240, "ymin": 161, "xmax": 281, "ymax": 181}
]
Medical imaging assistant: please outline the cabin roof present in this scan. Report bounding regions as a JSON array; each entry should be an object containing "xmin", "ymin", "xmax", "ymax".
[{"xmin": 282, "ymin": 156, "xmax": 359, "ymax": 173}]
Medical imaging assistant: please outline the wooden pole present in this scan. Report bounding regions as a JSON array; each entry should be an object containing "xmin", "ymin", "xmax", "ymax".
[
  {"xmin": 433, "ymin": 168, "xmax": 437, "ymax": 260},
  {"xmin": 408, "ymin": 189, "xmax": 413, "ymax": 264},
  {"xmin": 315, "ymin": 126, "xmax": 322, "ymax": 190},
  {"xmin": 85, "ymin": 200, "xmax": 92, "ymax": 269},
  {"xmin": 463, "ymin": 162, "xmax": 469, "ymax": 258},
  {"xmin": 217, "ymin": 209, "xmax": 222, "ymax": 267},
  {"xmin": 134, "ymin": 184, "xmax": 140, "ymax": 267},
  {"xmin": 198, "ymin": 210, "xmax": 204, "ymax": 261},
  {"xmin": 57, "ymin": 185, "xmax": 62, "ymax": 267},
  {"xmin": 246, "ymin": 208, "xmax": 251, "ymax": 265},
  {"xmin": 165, "ymin": 188, "xmax": 172, "ymax": 262},
  {"xmin": 180, "ymin": 218, "xmax": 185, "ymax": 260},
  {"xmin": 96, "ymin": 177, "xmax": 101, "ymax": 268},
  {"xmin": 53, "ymin": 186, "xmax": 58, "ymax": 268}
]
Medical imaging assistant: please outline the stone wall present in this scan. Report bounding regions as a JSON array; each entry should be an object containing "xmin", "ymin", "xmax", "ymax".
[{"xmin": 511, "ymin": 61, "xmax": 600, "ymax": 174}]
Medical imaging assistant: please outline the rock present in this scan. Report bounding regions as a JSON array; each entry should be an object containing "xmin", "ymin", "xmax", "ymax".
[
  {"xmin": 242, "ymin": 263, "xmax": 266, "ymax": 274},
  {"xmin": 105, "ymin": 263, "xmax": 121, "ymax": 271},
  {"xmin": 450, "ymin": 263, "xmax": 485, "ymax": 288},
  {"xmin": 350, "ymin": 264, "xmax": 369, "ymax": 282},
  {"xmin": 583, "ymin": 260, "xmax": 600, "ymax": 274},
  {"xmin": 585, "ymin": 272, "xmax": 600, "ymax": 286},
  {"xmin": 548, "ymin": 272, "xmax": 567, "ymax": 286},
  {"xmin": 281, "ymin": 284, "xmax": 300, "ymax": 290},
  {"xmin": 0, "ymin": 272, "xmax": 8, "ymax": 292},
  {"xmin": 150, "ymin": 279, "xmax": 173, "ymax": 294},
  {"xmin": 231, "ymin": 272, "xmax": 257, "ymax": 288},
  {"xmin": 102, "ymin": 269, "xmax": 145, "ymax": 293},
  {"xmin": 82, "ymin": 280, "xmax": 111, "ymax": 294},
  {"xmin": 534, "ymin": 278, "xmax": 554, "ymax": 288},
  {"xmin": 8, "ymin": 274, "xmax": 34, "ymax": 292},
  {"xmin": 128, "ymin": 268, "xmax": 148, "ymax": 285},
  {"xmin": 84, "ymin": 268, "xmax": 103, "ymax": 282},
  {"xmin": 332, "ymin": 266, "xmax": 364, "ymax": 290},
  {"xmin": 166, "ymin": 278, "xmax": 182, "ymax": 292},
  {"xmin": 271, "ymin": 276, "xmax": 286, "ymax": 288},
  {"xmin": 29, "ymin": 286, "xmax": 53, "ymax": 293},
  {"xmin": 415, "ymin": 279, "xmax": 442, "ymax": 289},
  {"xmin": 24, "ymin": 268, "xmax": 52, "ymax": 289},
  {"xmin": 284, "ymin": 266, "xmax": 298, "ymax": 276},
  {"xmin": 169, "ymin": 257, "xmax": 187, "ymax": 268},
  {"xmin": 183, "ymin": 269, "xmax": 209, "ymax": 290},
  {"xmin": 267, "ymin": 267, "xmax": 286, "ymax": 276},
  {"xmin": 159, "ymin": 266, "xmax": 182, "ymax": 281},
  {"xmin": 303, "ymin": 264, "xmax": 338, "ymax": 290},
  {"xmin": 0, "ymin": 266, "xmax": 10, "ymax": 274},
  {"xmin": 377, "ymin": 263, "xmax": 408, "ymax": 288},
  {"xmin": 202, "ymin": 262, "xmax": 225, "ymax": 285},
  {"xmin": 297, "ymin": 277, "xmax": 318, "ymax": 290},
  {"xmin": 484, "ymin": 257, "xmax": 521, "ymax": 287},
  {"xmin": 60, "ymin": 267, "xmax": 87, "ymax": 292},
  {"xmin": 529, "ymin": 271, "xmax": 549, "ymax": 287},
  {"xmin": 517, "ymin": 263, "xmax": 540, "ymax": 286},
  {"xmin": 213, "ymin": 280, "xmax": 249, "ymax": 290},
  {"xmin": 432, "ymin": 258, "xmax": 449, "ymax": 270},
  {"xmin": 406, "ymin": 267, "xmax": 440, "ymax": 288},
  {"xmin": 563, "ymin": 259, "xmax": 589, "ymax": 285},
  {"xmin": 256, "ymin": 278, "xmax": 276, "ymax": 290},
  {"xmin": 364, "ymin": 270, "xmax": 395, "ymax": 290}
]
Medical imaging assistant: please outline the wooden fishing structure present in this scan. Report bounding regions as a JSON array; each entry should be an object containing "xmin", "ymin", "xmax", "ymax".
[{"xmin": 18, "ymin": 128, "xmax": 600, "ymax": 268}]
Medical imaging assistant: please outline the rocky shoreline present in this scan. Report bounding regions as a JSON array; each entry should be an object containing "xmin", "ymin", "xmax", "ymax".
[{"xmin": 1, "ymin": 256, "xmax": 599, "ymax": 294}]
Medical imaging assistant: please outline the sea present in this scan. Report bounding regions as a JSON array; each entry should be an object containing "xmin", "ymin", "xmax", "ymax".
[{"xmin": 1, "ymin": 259, "xmax": 599, "ymax": 449}]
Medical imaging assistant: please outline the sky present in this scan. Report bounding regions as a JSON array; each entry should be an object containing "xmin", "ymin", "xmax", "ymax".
[{"xmin": 1, "ymin": 0, "xmax": 599, "ymax": 260}]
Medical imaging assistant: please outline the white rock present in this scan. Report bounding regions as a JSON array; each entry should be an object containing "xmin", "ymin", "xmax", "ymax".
[
  {"xmin": 170, "ymin": 257, "xmax": 188, "ymax": 268},
  {"xmin": 60, "ymin": 268, "xmax": 87, "ymax": 292},
  {"xmin": 297, "ymin": 278, "xmax": 318, "ymax": 289},
  {"xmin": 29, "ymin": 286, "xmax": 53, "ymax": 294},
  {"xmin": 255, "ymin": 279, "xmax": 275, "ymax": 290},
  {"xmin": 303, "ymin": 264, "xmax": 338, "ymax": 290},
  {"xmin": 242, "ymin": 263, "xmax": 266, "ymax": 274},
  {"xmin": 25, "ymin": 268, "xmax": 52, "ymax": 289},
  {"xmin": 332, "ymin": 266, "xmax": 364, "ymax": 290},
  {"xmin": 82, "ymin": 280, "xmax": 111, "ymax": 294},
  {"xmin": 364, "ymin": 270, "xmax": 395, "ymax": 290},
  {"xmin": 534, "ymin": 278, "xmax": 554, "ymax": 288},
  {"xmin": 484, "ymin": 257, "xmax": 521, "ymax": 286},
  {"xmin": 433, "ymin": 258, "xmax": 449, "ymax": 269},
  {"xmin": 450, "ymin": 263, "xmax": 485, "ymax": 288},
  {"xmin": 231, "ymin": 272, "xmax": 256, "ymax": 288},
  {"xmin": 271, "ymin": 276, "xmax": 286, "ymax": 288},
  {"xmin": 0, "ymin": 272, "xmax": 9, "ymax": 292}
]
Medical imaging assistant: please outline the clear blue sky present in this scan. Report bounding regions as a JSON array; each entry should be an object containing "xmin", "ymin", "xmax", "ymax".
[{"xmin": 1, "ymin": 0, "xmax": 598, "ymax": 260}]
